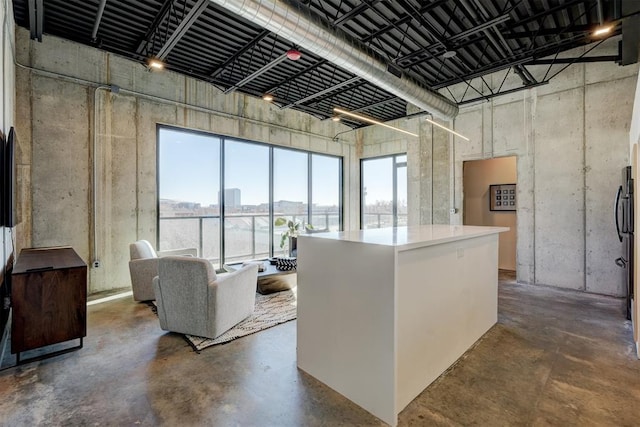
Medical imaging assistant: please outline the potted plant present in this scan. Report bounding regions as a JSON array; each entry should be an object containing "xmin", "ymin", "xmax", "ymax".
[{"xmin": 274, "ymin": 217, "xmax": 313, "ymax": 257}]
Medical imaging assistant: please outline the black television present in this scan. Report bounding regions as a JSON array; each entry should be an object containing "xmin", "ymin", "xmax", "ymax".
[
  {"xmin": 5, "ymin": 127, "xmax": 19, "ymax": 227},
  {"xmin": 0, "ymin": 131, "xmax": 4, "ymax": 227}
]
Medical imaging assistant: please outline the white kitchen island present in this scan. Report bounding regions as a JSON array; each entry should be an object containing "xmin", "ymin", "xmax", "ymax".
[{"xmin": 296, "ymin": 225, "xmax": 508, "ymax": 426}]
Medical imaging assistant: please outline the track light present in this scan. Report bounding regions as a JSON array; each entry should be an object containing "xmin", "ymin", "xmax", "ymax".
[{"xmin": 333, "ymin": 107, "xmax": 418, "ymax": 137}]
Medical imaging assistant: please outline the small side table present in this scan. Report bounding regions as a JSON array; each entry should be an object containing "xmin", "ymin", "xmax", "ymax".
[{"xmin": 11, "ymin": 246, "xmax": 87, "ymax": 364}]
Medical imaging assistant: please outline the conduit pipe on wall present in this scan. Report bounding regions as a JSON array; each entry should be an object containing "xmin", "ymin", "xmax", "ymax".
[{"xmin": 208, "ymin": 0, "xmax": 459, "ymax": 121}]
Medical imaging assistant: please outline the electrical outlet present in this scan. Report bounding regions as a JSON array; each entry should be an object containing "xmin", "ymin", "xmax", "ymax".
[
  {"xmin": 450, "ymin": 208, "xmax": 458, "ymax": 214},
  {"xmin": 93, "ymin": 260, "xmax": 100, "ymax": 268}
]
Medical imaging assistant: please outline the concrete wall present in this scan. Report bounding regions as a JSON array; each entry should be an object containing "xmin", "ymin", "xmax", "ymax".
[
  {"xmin": 14, "ymin": 26, "xmax": 640, "ymax": 298},
  {"xmin": 463, "ymin": 157, "xmax": 517, "ymax": 271},
  {"xmin": 357, "ymin": 38, "xmax": 638, "ymax": 297},
  {"xmin": 356, "ymin": 109, "xmax": 451, "ymax": 227},
  {"xmin": 15, "ymin": 28, "xmax": 356, "ymax": 294},
  {"xmin": 449, "ymin": 39, "xmax": 638, "ymax": 296},
  {"xmin": 1, "ymin": 1, "xmax": 15, "ymax": 274}
]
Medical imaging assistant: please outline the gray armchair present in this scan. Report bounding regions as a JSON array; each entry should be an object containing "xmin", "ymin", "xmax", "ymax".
[
  {"xmin": 128, "ymin": 240, "xmax": 197, "ymax": 301},
  {"xmin": 152, "ymin": 256, "xmax": 259, "ymax": 339}
]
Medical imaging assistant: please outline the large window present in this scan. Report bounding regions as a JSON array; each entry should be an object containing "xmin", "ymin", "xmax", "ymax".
[
  {"xmin": 158, "ymin": 128, "xmax": 221, "ymax": 262},
  {"xmin": 311, "ymin": 154, "xmax": 341, "ymax": 232},
  {"xmin": 158, "ymin": 126, "xmax": 342, "ymax": 267},
  {"xmin": 361, "ymin": 154, "xmax": 407, "ymax": 229},
  {"xmin": 224, "ymin": 140, "xmax": 270, "ymax": 263}
]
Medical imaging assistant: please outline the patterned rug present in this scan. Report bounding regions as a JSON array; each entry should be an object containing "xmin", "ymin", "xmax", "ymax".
[{"xmin": 152, "ymin": 288, "xmax": 297, "ymax": 352}]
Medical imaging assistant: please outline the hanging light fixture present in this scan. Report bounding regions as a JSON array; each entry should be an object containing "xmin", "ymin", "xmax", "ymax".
[
  {"xmin": 333, "ymin": 107, "xmax": 418, "ymax": 137},
  {"xmin": 425, "ymin": 118, "xmax": 469, "ymax": 141}
]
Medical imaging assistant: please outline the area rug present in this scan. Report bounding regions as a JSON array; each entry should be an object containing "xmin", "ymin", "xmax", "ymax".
[{"xmin": 151, "ymin": 288, "xmax": 297, "ymax": 352}]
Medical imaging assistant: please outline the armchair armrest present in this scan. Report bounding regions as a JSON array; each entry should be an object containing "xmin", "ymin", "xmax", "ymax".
[
  {"xmin": 158, "ymin": 247, "xmax": 198, "ymax": 257},
  {"xmin": 129, "ymin": 257, "xmax": 160, "ymax": 301},
  {"xmin": 214, "ymin": 264, "xmax": 259, "ymax": 296},
  {"xmin": 208, "ymin": 264, "xmax": 259, "ymax": 336},
  {"xmin": 129, "ymin": 257, "xmax": 159, "ymax": 270}
]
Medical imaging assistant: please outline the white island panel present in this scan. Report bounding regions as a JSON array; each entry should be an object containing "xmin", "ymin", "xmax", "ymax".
[
  {"xmin": 395, "ymin": 234, "xmax": 499, "ymax": 410},
  {"xmin": 297, "ymin": 225, "xmax": 507, "ymax": 426},
  {"xmin": 297, "ymin": 238, "xmax": 397, "ymax": 424}
]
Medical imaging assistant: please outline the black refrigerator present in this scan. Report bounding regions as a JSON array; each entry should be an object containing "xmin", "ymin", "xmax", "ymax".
[{"xmin": 615, "ymin": 165, "xmax": 634, "ymax": 320}]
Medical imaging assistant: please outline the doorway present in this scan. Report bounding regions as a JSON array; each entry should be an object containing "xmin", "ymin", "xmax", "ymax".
[{"xmin": 463, "ymin": 157, "xmax": 517, "ymax": 272}]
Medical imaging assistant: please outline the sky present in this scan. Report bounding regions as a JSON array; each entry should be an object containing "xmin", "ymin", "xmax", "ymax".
[{"xmin": 158, "ymin": 128, "xmax": 405, "ymax": 207}]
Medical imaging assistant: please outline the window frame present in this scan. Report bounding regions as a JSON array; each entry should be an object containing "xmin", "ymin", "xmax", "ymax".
[
  {"xmin": 156, "ymin": 124, "xmax": 343, "ymax": 266},
  {"xmin": 360, "ymin": 153, "xmax": 407, "ymax": 229}
]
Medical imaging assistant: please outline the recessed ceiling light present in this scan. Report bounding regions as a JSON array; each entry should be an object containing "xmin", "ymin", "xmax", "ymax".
[
  {"xmin": 331, "ymin": 116, "xmax": 341, "ymax": 122},
  {"xmin": 147, "ymin": 57, "xmax": 165, "ymax": 70},
  {"xmin": 442, "ymin": 50, "xmax": 457, "ymax": 59},
  {"xmin": 262, "ymin": 94, "xmax": 274, "ymax": 102}
]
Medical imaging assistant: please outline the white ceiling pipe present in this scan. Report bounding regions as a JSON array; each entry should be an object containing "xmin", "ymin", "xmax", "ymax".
[{"xmin": 209, "ymin": 0, "xmax": 459, "ymax": 121}]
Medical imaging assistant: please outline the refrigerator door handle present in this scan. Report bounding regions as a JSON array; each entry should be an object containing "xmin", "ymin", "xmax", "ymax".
[{"xmin": 616, "ymin": 185, "xmax": 623, "ymax": 242}]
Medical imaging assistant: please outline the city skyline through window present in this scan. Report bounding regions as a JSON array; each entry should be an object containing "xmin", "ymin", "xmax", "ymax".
[{"xmin": 158, "ymin": 126, "xmax": 342, "ymax": 266}]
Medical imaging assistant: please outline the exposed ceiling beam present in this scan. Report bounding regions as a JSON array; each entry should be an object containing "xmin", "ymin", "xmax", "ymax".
[
  {"xmin": 352, "ymin": 97, "xmax": 399, "ymax": 113},
  {"xmin": 281, "ymin": 77, "xmax": 360, "ymax": 109},
  {"xmin": 333, "ymin": 0, "xmax": 381, "ymax": 26},
  {"xmin": 451, "ymin": 14, "xmax": 511, "ymax": 43},
  {"xmin": 156, "ymin": 0, "xmax": 209, "ymax": 59},
  {"xmin": 394, "ymin": 14, "xmax": 510, "ymax": 67},
  {"xmin": 209, "ymin": 0, "xmax": 458, "ymax": 120},
  {"xmin": 393, "ymin": 0, "xmax": 449, "ymax": 48},
  {"xmin": 265, "ymin": 59, "xmax": 328, "ymax": 94},
  {"xmin": 360, "ymin": 0, "xmax": 449, "ymax": 43},
  {"xmin": 135, "ymin": 0, "xmax": 174, "ymax": 54},
  {"xmin": 28, "ymin": 0, "xmax": 43, "ymax": 42},
  {"xmin": 525, "ymin": 55, "xmax": 619, "ymax": 64},
  {"xmin": 36, "ymin": 0, "xmax": 43, "ymax": 41},
  {"xmin": 91, "ymin": 0, "xmax": 108, "ymax": 42},
  {"xmin": 457, "ymin": 81, "xmax": 548, "ymax": 105},
  {"xmin": 516, "ymin": 0, "xmax": 587, "ymax": 28},
  {"xmin": 504, "ymin": 26, "xmax": 592, "ymax": 39},
  {"xmin": 432, "ymin": 32, "xmax": 588, "ymax": 89},
  {"xmin": 224, "ymin": 53, "xmax": 289, "ymax": 94},
  {"xmin": 209, "ymin": 29, "xmax": 271, "ymax": 78}
]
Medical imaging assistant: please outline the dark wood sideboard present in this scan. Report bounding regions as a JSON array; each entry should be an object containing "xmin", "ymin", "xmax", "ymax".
[{"xmin": 11, "ymin": 247, "xmax": 87, "ymax": 364}]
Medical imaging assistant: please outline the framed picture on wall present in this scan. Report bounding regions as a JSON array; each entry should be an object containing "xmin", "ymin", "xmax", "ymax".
[{"xmin": 490, "ymin": 184, "xmax": 516, "ymax": 211}]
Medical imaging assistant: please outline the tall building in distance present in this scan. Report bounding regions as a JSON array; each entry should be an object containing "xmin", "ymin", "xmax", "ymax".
[{"xmin": 221, "ymin": 188, "xmax": 241, "ymax": 209}]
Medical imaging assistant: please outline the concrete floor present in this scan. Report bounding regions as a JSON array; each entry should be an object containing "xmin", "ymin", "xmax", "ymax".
[{"xmin": 0, "ymin": 271, "xmax": 639, "ymax": 426}]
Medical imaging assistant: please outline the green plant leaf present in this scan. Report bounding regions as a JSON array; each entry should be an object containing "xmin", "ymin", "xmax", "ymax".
[
  {"xmin": 275, "ymin": 217, "xmax": 287, "ymax": 227},
  {"xmin": 279, "ymin": 232, "xmax": 288, "ymax": 248}
]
